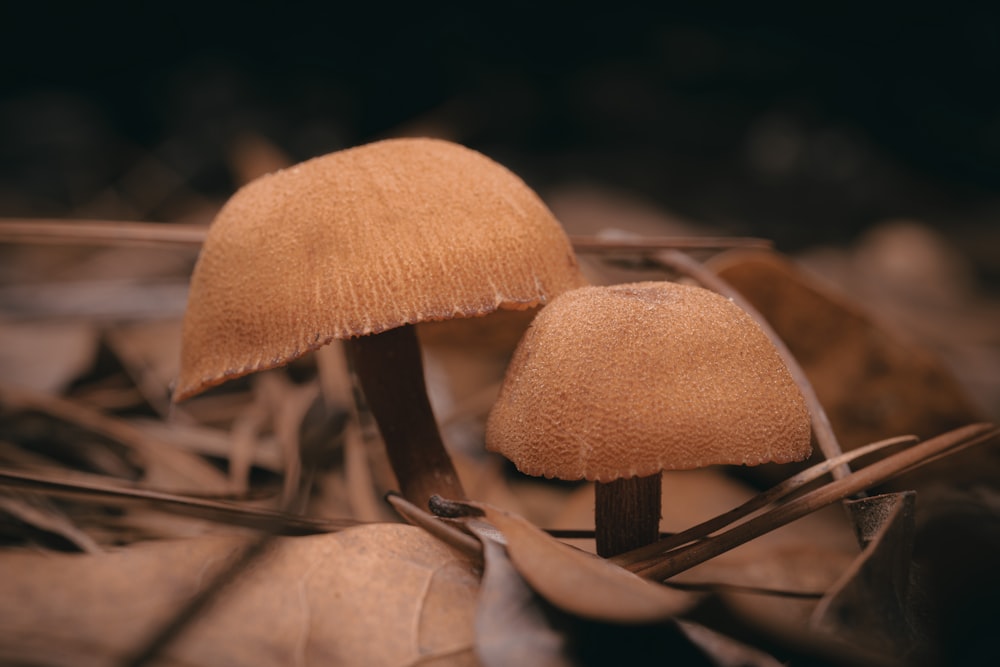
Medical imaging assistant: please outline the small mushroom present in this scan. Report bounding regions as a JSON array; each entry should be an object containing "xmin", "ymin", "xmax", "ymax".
[
  {"xmin": 174, "ymin": 137, "xmax": 587, "ymax": 507},
  {"xmin": 486, "ymin": 281, "xmax": 811, "ymax": 557}
]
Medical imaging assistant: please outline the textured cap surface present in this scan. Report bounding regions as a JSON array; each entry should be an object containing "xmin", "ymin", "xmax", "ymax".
[
  {"xmin": 175, "ymin": 137, "xmax": 586, "ymax": 401},
  {"xmin": 485, "ymin": 282, "xmax": 811, "ymax": 481}
]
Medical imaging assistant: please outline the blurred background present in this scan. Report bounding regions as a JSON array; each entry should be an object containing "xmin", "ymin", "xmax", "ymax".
[
  {"xmin": 1, "ymin": 3, "xmax": 999, "ymax": 420},
  {"xmin": 1, "ymin": 3, "xmax": 998, "ymax": 262}
]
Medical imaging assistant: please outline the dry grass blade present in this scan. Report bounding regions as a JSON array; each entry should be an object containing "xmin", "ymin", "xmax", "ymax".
[
  {"xmin": 631, "ymin": 423, "xmax": 997, "ymax": 581},
  {"xmin": 0, "ymin": 383, "xmax": 229, "ymax": 492},
  {"xmin": 0, "ymin": 218, "xmax": 206, "ymax": 247},
  {"xmin": 610, "ymin": 435, "xmax": 918, "ymax": 569},
  {"xmin": 0, "ymin": 467, "xmax": 360, "ymax": 535},
  {"xmin": 0, "ymin": 217, "xmax": 772, "ymax": 256},
  {"xmin": 251, "ymin": 373, "xmax": 317, "ymax": 506},
  {"xmin": 0, "ymin": 491, "xmax": 103, "ymax": 553},
  {"xmin": 571, "ymin": 236, "xmax": 773, "ymax": 252}
]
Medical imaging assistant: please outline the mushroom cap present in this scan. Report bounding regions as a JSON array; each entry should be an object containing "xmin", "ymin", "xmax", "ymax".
[
  {"xmin": 174, "ymin": 137, "xmax": 586, "ymax": 401},
  {"xmin": 485, "ymin": 281, "xmax": 812, "ymax": 482}
]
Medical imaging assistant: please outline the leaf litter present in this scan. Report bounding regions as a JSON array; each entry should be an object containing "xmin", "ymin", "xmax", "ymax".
[
  {"xmin": 0, "ymin": 524, "xmax": 480, "ymax": 667},
  {"xmin": 0, "ymin": 141, "xmax": 997, "ymax": 666}
]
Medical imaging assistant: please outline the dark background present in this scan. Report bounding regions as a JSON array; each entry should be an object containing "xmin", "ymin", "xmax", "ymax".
[{"xmin": 2, "ymin": 3, "xmax": 998, "ymax": 275}]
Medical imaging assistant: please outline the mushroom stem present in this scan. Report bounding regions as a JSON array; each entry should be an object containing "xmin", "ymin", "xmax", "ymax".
[
  {"xmin": 344, "ymin": 324, "xmax": 466, "ymax": 508},
  {"xmin": 595, "ymin": 475, "xmax": 662, "ymax": 557}
]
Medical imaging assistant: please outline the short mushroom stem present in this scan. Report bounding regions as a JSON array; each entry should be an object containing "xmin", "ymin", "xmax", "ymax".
[
  {"xmin": 344, "ymin": 324, "xmax": 466, "ymax": 508},
  {"xmin": 594, "ymin": 475, "xmax": 662, "ymax": 558}
]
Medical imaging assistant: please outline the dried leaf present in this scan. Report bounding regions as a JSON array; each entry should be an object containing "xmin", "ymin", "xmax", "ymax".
[
  {"xmin": 469, "ymin": 501, "xmax": 699, "ymax": 623},
  {"xmin": 0, "ymin": 523, "xmax": 479, "ymax": 667},
  {"xmin": 707, "ymin": 249, "xmax": 989, "ymax": 487},
  {"xmin": 465, "ymin": 517, "xmax": 727, "ymax": 667},
  {"xmin": 812, "ymin": 492, "xmax": 921, "ymax": 661},
  {"xmin": 473, "ymin": 531, "xmax": 575, "ymax": 667}
]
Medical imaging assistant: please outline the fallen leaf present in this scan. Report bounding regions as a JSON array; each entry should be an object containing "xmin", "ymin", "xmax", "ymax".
[
  {"xmin": 707, "ymin": 249, "xmax": 992, "ymax": 489},
  {"xmin": 811, "ymin": 492, "xmax": 921, "ymax": 661},
  {"xmin": 465, "ymin": 518, "xmax": 728, "ymax": 667},
  {"xmin": 473, "ymin": 531, "xmax": 575, "ymax": 667},
  {"xmin": 469, "ymin": 501, "xmax": 699, "ymax": 624},
  {"xmin": 0, "ymin": 523, "xmax": 480, "ymax": 667}
]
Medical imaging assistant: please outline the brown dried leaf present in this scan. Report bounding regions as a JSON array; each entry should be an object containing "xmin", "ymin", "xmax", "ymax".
[
  {"xmin": 707, "ymin": 249, "xmax": 992, "ymax": 488},
  {"xmin": 473, "ymin": 531, "xmax": 575, "ymax": 667},
  {"xmin": 811, "ymin": 492, "xmax": 921, "ymax": 662},
  {"xmin": 470, "ymin": 501, "xmax": 699, "ymax": 623},
  {"xmin": 0, "ymin": 523, "xmax": 479, "ymax": 667},
  {"xmin": 470, "ymin": 524, "xmax": 763, "ymax": 667}
]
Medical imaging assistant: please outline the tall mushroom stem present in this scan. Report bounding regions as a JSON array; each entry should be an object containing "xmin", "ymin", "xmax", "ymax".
[
  {"xmin": 595, "ymin": 475, "xmax": 662, "ymax": 557},
  {"xmin": 344, "ymin": 324, "xmax": 466, "ymax": 508}
]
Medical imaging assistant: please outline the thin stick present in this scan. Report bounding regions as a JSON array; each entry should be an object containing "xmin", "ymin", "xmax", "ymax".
[
  {"xmin": 0, "ymin": 467, "xmax": 359, "ymax": 535},
  {"xmin": 654, "ymin": 249, "xmax": 850, "ymax": 480}
]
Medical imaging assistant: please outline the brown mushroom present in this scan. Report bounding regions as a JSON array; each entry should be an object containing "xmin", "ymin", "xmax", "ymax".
[
  {"xmin": 174, "ymin": 137, "xmax": 587, "ymax": 507},
  {"xmin": 486, "ymin": 281, "xmax": 811, "ymax": 557}
]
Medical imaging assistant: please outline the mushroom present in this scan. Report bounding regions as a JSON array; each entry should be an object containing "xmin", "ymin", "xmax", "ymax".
[
  {"xmin": 486, "ymin": 281, "xmax": 811, "ymax": 557},
  {"xmin": 173, "ymin": 137, "xmax": 587, "ymax": 508}
]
